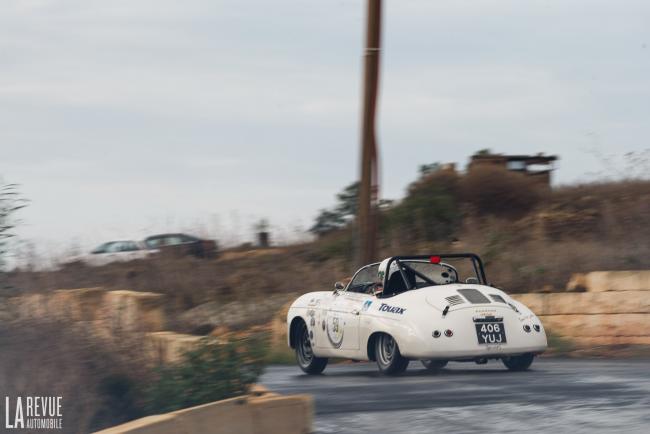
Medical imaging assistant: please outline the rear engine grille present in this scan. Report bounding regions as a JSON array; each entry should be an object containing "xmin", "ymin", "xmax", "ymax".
[
  {"xmin": 457, "ymin": 288, "xmax": 491, "ymax": 304},
  {"xmin": 489, "ymin": 294, "xmax": 507, "ymax": 303},
  {"xmin": 445, "ymin": 295, "xmax": 465, "ymax": 306}
]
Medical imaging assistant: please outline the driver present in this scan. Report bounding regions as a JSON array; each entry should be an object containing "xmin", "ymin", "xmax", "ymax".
[{"xmin": 364, "ymin": 282, "xmax": 383, "ymax": 295}]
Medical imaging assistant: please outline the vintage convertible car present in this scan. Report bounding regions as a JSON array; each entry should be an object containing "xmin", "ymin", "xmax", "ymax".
[{"xmin": 287, "ymin": 254, "xmax": 547, "ymax": 375}]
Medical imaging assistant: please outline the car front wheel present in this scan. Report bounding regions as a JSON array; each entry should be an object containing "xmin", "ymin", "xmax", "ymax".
[
  {"xmin": 421, "ymin": 360, "xmax": 448, "ymax": 372},
  {"xmin": 375, "ymin": 333, "xmax": 409, "ymax": 375},
  {"xmin": 502, "ymin": 353, "xmax": 534, "ymax": 371},
  {"xmin": 295, "ymin": 321, "xmax": 328, "ymax": 374}
]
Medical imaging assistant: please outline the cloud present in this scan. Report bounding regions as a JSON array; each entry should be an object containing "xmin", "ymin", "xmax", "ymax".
[{"xmin": 1, "ymin": 0, "xmax": 649, "ymax": 254}]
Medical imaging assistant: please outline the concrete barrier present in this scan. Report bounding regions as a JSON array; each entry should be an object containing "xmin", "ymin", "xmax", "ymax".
[{"xmin": 92, "ymin": 388, "xmax": 313, "ymax": 434}]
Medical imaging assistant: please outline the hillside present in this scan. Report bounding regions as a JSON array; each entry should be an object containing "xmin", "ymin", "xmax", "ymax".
[{"xmin": 5, "ymin": 165, "xmax": 650, "ymax": 334}]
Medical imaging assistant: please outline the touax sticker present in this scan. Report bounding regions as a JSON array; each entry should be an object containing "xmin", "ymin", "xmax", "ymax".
[{"xmin": 379, "ymin": 303, "xmax": 406, "ymax": 315}]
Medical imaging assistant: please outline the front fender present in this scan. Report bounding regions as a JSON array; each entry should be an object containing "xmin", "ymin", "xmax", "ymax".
[{"xmin": 287, "ymin": 307, "xmax": 308, "ymax": 348}]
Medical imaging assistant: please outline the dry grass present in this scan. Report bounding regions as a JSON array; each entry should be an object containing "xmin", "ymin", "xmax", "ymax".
[
  {"xmin": 0, "ymin": 317, "xmax": 150, "ymax": 433},
  {"xmin": 6, "ymin": 179, "xmax": 650, "ymax": 309},
  {"xmin": 460, "ymin": 166, "xmax": 545, "ymax": 218},
  {"xmin": 6, "ymin": 245, "xmax": 351, "ymax": 324}
]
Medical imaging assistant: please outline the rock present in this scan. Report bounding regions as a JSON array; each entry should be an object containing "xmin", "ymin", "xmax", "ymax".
[{"xmin": 177, "ymin": 293, "xmax": 297, "ymax": 335}]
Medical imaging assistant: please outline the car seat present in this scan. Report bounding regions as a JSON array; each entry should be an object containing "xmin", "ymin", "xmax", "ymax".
[{"xmin": 385, "ymin": 271, "xmax": 408, "ymax": 296}]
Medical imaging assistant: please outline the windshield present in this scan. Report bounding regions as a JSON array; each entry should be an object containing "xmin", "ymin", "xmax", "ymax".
[{"xmin": 382, "ymin": 255, "xmax": 486, "ymax": 297}]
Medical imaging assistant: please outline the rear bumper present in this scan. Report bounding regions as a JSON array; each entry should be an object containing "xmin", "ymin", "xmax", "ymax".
[
  {"xmin": 396, "ymin": 309, "xmax": 548, "ymax": 360},
  {"xmin": 402, "ymin": 344, "xmax": 547, "ymax": 360}
]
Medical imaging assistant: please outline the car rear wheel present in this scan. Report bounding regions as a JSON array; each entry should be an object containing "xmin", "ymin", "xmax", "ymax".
[
  {"xmin": 421, "ymin": 360, "xmax": 448, "ymax": 371},
  {"xmin": 502, "ymin": 353, "xmax": 534, "ymax": 371},
  {"xmin": 295, "ymin": 321, "xmax": 328, "ymax": 374},
  {"xmin": 375, "ymin": 333, "xmax": 409, "ymax": 375}
]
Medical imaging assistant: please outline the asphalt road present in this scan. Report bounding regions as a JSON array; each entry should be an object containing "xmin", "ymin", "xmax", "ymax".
[{"xmin": 261, "ymin": 358, "xmax": 650, "ymax": 434}]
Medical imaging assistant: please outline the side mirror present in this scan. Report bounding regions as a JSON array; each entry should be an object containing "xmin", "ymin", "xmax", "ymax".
[
  {"xmin": 465, "ymin": 277, "xmax": 479, "ymax": 284},
  {"xmin": 334, "ymin": 281, "xmax": 345, "ymax": 291}
]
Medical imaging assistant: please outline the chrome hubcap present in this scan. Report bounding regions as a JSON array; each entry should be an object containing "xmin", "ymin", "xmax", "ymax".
[{"xmin": 377, "ymin": 334, "xmax": 396, "ymax": 366}]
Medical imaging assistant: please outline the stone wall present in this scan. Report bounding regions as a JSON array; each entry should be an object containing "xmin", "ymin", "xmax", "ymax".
[
  {"xmin": 8, "ymin": 287, "xmax": 166, "ymax": 335},
  {"xmin": 513, "ymin": 271, "xmax": 650, "ymax": 347},
  {"xmin": 8, "ymin": 270, "xmax": 650, "ymax": 356}
]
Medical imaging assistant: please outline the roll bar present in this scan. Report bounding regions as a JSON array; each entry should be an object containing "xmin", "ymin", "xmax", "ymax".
[{"xmin": 385, "ymin": 253, "xmax": 488, "ymax": 290}]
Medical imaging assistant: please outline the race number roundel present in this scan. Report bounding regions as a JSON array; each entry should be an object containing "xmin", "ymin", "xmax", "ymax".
[{"xmin": 326, "ymin": 314, "xmax": 344, "ymax": 348}]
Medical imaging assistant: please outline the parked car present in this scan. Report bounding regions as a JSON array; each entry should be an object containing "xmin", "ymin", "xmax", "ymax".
[
  {"xmin": 71, "ymin": 240, "xmax": 154, "ymax": 266},
  {"xmin": 287, "ymin": 253, "xmax": 547, "ymax": 375},
  {"xmin": 143, "ymin": 233, "xmax": 217, "ymax": 259}
]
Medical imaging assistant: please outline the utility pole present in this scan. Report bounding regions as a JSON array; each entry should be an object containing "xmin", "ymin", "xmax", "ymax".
[{"xmin": 357, "ymin": 0, "xmax": 381, "ymax": 267}]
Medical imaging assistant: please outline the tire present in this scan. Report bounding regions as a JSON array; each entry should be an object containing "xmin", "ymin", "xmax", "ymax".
[
  {"xmin": 421, "ymin": 360, "xmax": 448, "ymax": 372},
  {"xmin": 502, "ymin": 353, "xmax": 534, "ymax": 371},
  {"xmin": 375, "ymin": 333, "xmax": 409, "ymax": 375},
  {"xmin": 295, "ymin": 321, "xmax": 328, "ymax": 374}
]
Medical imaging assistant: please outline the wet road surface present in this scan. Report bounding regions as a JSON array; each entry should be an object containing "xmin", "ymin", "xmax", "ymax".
[{"xmin": 261, "ymin": 358, "xmax": 650, "ymax": 433}]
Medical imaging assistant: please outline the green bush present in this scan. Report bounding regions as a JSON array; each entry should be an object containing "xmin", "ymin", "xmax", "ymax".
[
  {"xmin": 313, "ymin": 232, "xmax": 355, "ymax": 261},
  {"xmin": 144, "ymin": 335, "xmax": 268, "ymax": 414},
  {"xmin": 385, "ymin": 169, "xmax": 461, "ymax": 242}
]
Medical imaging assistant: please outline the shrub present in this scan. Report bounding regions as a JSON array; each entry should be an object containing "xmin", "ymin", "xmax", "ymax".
[
  {"xmin": 144, "ymin": 334, "xmax": 267, "ymax": 414},
  {"xmin": 312, "ymin": 231, "xmax": 355, "ymax": 262},
  {"xmin": 0, "ymin": 317, "xmax": 148, "ymax": 433},
  {"xmin": 385, "ymin": 169, "xmax": 461, "ymax": 242},
  {"xmin": 547, "ymin": 179, "xmax": 650, "ymax": 240},
  {"xmin": 461, "ymin": 166, "xmax": 544, "ymax": 218},
  {"xmin": 0, "ymin": 180, "xmax": 28, "ymax": 277}
]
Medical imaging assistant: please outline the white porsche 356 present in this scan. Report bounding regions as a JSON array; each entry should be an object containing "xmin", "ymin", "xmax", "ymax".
[{"xmin": 287, "ymin": 254, "xmax": 547, "ymax": 375}]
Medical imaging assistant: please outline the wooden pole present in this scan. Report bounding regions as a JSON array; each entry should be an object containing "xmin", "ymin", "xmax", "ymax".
[{"xmin": 357, "ymin": 0, "xmax": 381, "ymax": 267}]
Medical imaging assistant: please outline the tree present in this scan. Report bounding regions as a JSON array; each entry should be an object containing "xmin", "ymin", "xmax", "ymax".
[
  {"xmin": 475, "ymin": 148, "xmax": 492, "ymax": 156},
  {"xmin": 309, "ymin": 209, "xmax": 345, "ymax": 236},
  {"xmin": 418, "ymin": 163, "xmax": 441, "ymax": 178},
  {"xmin": 0, "ymin": 180, "xmax": 28, "ymax": 271},
  {"xmin": 386, "ymin": 171, "xmax": 460, "ymax": 242},
  {"xmin": 334, "ymin": 181, "xmax": 359, "ymax": 218},
  {"xmin": 309, "ymin": 182, "xmax": 359, "ymax": 236}
]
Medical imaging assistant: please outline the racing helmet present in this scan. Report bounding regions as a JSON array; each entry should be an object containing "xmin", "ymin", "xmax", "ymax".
[{"xmin": 377, "ymin": 257, "xmax": 398, "ymax": 284}]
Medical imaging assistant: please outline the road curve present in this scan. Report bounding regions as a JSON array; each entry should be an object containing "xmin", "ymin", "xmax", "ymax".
[{"xmin": 261, "ymin": 358, "xmax": 650, "ymax": 433}]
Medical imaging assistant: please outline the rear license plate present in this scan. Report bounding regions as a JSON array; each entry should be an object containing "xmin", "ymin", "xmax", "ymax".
[{"xmin": 475, "ymin": 322, "xmax": 507, "ymax": 344}]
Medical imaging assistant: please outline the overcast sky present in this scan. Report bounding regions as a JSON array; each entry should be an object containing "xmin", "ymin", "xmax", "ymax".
[{"xmin": 2, "ymin": 0, "xmax": 649, "ymax": 257}]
